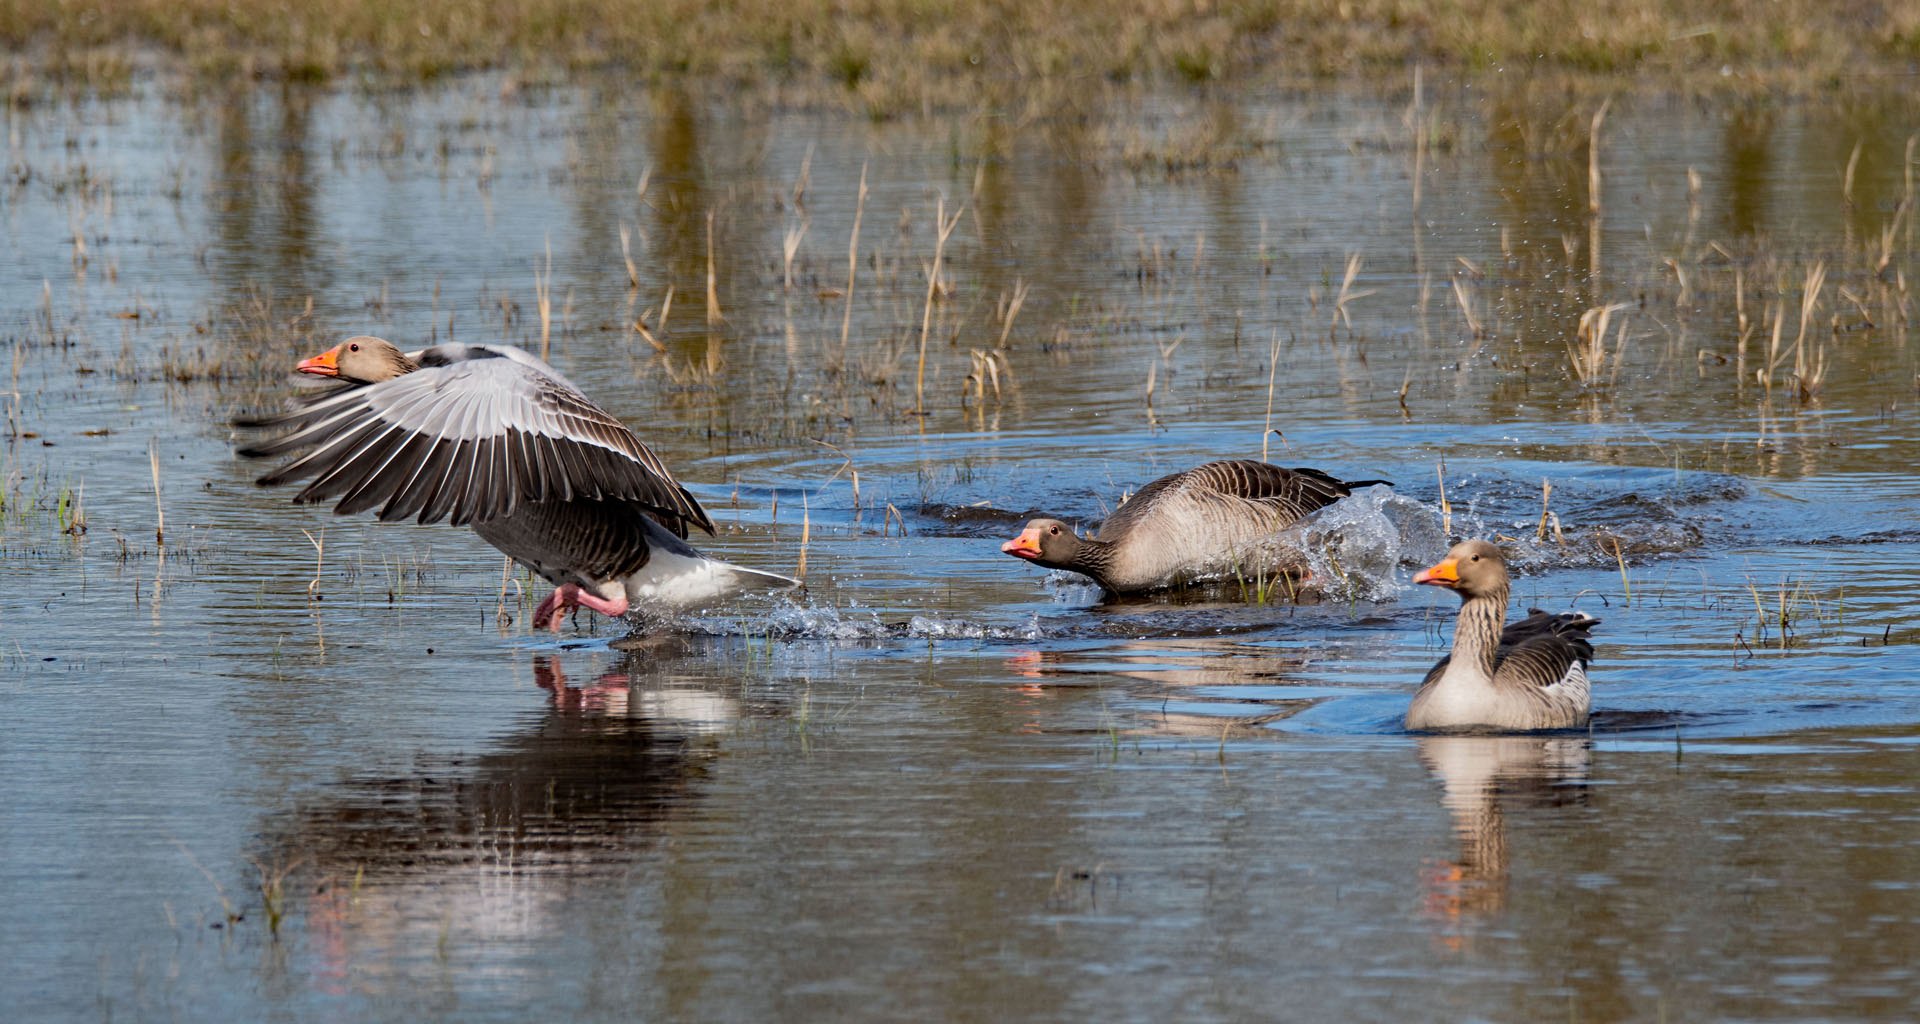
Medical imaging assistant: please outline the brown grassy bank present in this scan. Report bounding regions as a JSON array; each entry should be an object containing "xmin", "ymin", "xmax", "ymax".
[{"xmin": 5, "ymin": 0, "xmax": 1920, "ymax": 104}]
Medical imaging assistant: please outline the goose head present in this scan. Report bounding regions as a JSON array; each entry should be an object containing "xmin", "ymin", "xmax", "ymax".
[
  {"xmin": 1413, "ymin": 540, "xmax": 1511, "ymax": 600},
  {"xmin": 1001, "ymin": 518, "xmax": 1089, "ymax": 571},
  {"xmin": 297, "ymin": 336, "xmax": 417, "ymax": 385}
]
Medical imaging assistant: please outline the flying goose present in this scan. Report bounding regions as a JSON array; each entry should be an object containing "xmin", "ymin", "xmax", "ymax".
[
  {"xmin": 238, "ymin": 336, "xmax": 796, "ymax": 629},
  {"xmin": 999, "ymin": 459, "xmax": 1390, "ymax": 594},
  {"xmin": 1407, "ymin": 540, "xmax": 1597, "ymax": 732}
]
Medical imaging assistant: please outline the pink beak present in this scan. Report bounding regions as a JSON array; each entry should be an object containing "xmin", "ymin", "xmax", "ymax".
[
  {"xmin": 296, "ymin": 345, "xmax": 342, "ymax": 377},
  {"xmin": 1002, "ymin": 529, "xmax": 1044, "ymax": 559}
]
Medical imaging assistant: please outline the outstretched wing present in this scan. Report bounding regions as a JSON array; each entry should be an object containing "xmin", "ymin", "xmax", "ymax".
[{"xmin": 238, "ymin": 355, "xmax": 713, "ymax": 534}]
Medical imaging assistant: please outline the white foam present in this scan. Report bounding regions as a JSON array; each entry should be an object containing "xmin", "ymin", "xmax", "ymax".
[
  {"xmin": 1278, "ymin": 486, "xmax": 1449, "ymax": 603},
  {"xmin": 677, "ymin": 596, "xmax": 1044, "ymax": 641}
]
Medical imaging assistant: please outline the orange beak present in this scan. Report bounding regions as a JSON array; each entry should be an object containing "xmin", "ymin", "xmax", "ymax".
[
  {"xmin": 296, "ymin": 345, "xmax": 342, "ymax": 377},
  {"xmin": 1412, "ymin": 557, "xmax": 1460, "ymax": 587},
  {"xmin": 1002, "ymin": 529, "xmax": 1044, "ymax": 560}
]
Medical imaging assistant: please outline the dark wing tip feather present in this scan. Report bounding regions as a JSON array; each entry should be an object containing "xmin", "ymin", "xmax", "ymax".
[
  {"xmin": 678, "ymin": 485, "xmax": 716, "ymax": 535},
  {"xmin": 1281, "ymin": 466, "xmax": 1393, "ymax": 495}
]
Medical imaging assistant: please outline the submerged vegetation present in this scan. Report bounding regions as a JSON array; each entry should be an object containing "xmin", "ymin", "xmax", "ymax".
[{"xmin": 6, "ymin": 0, "xmax": 1920, "ymax": 102}]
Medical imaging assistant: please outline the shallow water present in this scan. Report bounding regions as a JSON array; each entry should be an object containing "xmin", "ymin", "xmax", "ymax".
[{"xmin": 4, "ymin": 77, "xmax": 1920, "ymax": 1020}]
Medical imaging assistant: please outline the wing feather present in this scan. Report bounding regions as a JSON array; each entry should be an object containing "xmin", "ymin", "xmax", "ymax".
[
  {"xmin": 419, "ymin": 438, "xmax": 475, "ymax": 525},
  {"xmin": 338, "ymin": 432, "xmax": 433, "ymax": 518},
  {"xmin": 237, "ymin": 350, "xmax": 713, "ymax": 533},
  {"xmin": 1492, "ymin": 609, "xmax": 1599, "ymax": 690},
  {"xmin": 298, "ymin": 421, "xmax": 412, "ymax": 506},
  {"xmin": 381, "ymin": 436, "xmax": 454, "ymax": 523},
  {"xmin": 1100, "ymin": 459, "xmax": 1384, "ymax": 538}
]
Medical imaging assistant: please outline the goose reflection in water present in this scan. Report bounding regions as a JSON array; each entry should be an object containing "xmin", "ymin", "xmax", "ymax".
[
  {"xmin": 266, "ymin": 642, "xmax": 768, "ymax": 997},
  {"xmin": 1416, "ymin": 734, "xmax": 1591, "ymax": 951}
]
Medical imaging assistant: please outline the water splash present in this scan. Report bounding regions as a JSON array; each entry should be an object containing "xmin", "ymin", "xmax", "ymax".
[
  {"xmin": 1039, "ymin": 573, "xmax": 1108, "ymax": 603},
  {"xmin": 1440, "ymin": 467, "xmax": 1739, "ymax": 571},
  {"xmin": 673, "ymin": 598, "xmax": 1045, "ymax": 641},
  {"xmin": 902, "ymin": 614, "xmax": 1045, "ymax": 640},
  {"xmin": 1281, "ymin": 486, "xmax": 1448, "ymax": 603}
]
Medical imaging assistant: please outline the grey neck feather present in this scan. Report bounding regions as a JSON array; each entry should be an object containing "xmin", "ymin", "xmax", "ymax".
[
  {"xmin": 1066, "ymin": 536, "xmax": 1117, "ymax": 587},
  {"xmin": 1450, "ymin": 584, "xmax": 1510, "ymax": 677}
]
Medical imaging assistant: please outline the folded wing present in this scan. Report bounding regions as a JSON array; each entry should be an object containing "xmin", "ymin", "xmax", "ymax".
[
  {"xmin": 1106, "ymin": 459, "xmax": 1384, "ymax": 534},
  {"xmin": 1491, "ymin": 609, "xmax": 1599, "ymax": 690}
]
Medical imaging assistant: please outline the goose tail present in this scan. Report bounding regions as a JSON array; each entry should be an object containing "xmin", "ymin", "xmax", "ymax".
[
  {"xmin": 717, "ymin": 562, "xmax": 803, "ymax": 592},
  {"xmin": 625, "ymin": 545, "xmax": 801, "ymax": 607}
]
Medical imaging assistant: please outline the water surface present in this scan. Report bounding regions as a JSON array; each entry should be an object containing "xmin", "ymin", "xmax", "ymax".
[{"xmin": 3, "ymin": 77, "xmax": 1920, "ymax": 1020}]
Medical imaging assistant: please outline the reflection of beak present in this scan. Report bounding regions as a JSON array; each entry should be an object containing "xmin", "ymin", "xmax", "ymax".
[
  {"xmin": 296, "ymin": 345, "xmax": 342, "ymax": 377},
  {"xmin": 1413, "ymin": 557, "xmax": 1460, "ymax": 586},
  {"xmin": 1002, "ymin": 529, "xmax": 1043, "ymax": 559},
  {"xmin": 1004, "ymin": 649, "xmax": 1045, "ymax": 679}
]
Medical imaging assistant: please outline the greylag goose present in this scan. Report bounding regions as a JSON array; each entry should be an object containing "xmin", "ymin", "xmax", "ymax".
[
  {"xmin": 999, "ymin": 459, "xmax": 1390, "ymax": 594},
  {"xmin": 1407, "ymin": 540, "xmax": 1597, "ymax": 732},
  {"xmin": 238, "ymin": 336, "xmax": 796, "ymax": 629}
]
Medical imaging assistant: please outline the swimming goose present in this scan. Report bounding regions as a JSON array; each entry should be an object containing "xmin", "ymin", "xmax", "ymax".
[
  {"xmin": 238, "ymin": 336, "xmax": 797, "ymax": 629},
  {"xmin": 1407, "ymin": 540, "xmax": 1597, "ymax": 732},
  {"xmin": 999, "ymin": 460, "xmax": 1390, "ymax": 594}
]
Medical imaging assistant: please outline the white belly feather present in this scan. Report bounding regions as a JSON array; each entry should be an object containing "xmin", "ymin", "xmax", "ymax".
[
  {"xmin": 616, "ymin": 544, "xmax": 800, "ymax": 609},
  {"xmin": 1408, "ymin": 659, "xmax": 1589, "ymax": 732}
]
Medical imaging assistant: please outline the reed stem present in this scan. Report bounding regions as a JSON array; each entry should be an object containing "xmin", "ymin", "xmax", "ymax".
[
  {"xmin": 149, "ymin": 440, "xmax": 164, "ymax": 546},
  {"xmin": 839, "ymin": 163, "xmax": 868, "ymax": 364},
  {"xmin": 915, "ymin": 196, "xmax": 963, "ymax": 415}
]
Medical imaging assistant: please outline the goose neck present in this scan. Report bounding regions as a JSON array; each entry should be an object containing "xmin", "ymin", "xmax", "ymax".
[
  {"xmin": 1068, "ymin": 536, "xmax": 1117, "ymax": 587},
  {"xmin": 1451, "ymin": 585, "xmax": 1509, "ymax": 676}
]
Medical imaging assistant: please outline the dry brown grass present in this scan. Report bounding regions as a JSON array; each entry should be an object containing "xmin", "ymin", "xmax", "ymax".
[{"xmin": 6, "ymin": 0, "xmax": 1920, "ymax": 100}]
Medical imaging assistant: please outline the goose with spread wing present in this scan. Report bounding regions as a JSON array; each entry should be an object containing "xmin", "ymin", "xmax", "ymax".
[
  {"xmin": 999, "ymin": 459, "xmax": 1390, "ymax": 594},
  {"xmin": 238, "ymin": 336, "xmax": 796, "ymax": 630},
  {"xmin": 1407, "ymin": 540, "xmax": 1597, "ymax": 732}
]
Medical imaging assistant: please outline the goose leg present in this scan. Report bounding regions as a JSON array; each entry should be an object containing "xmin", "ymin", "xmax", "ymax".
[
  {"xmin": 571, "ymin": 587, "xmax": 630, "ymax": 618},
  {"xmin": 535, "ymin": 583, "xmax": 631, "ymax": 631},
  {"xmin": 534, "ymin": 587, "xmax": 571, "ymax": 631}
]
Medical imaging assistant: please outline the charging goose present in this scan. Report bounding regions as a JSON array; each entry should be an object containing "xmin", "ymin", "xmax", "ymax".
[
  {"xmin": 999, "ymin": 460, "xmax": 1390, "ymax": 594},
  {"xmin": 1407, "ymin": 540, "xmax": 1597, "ymax": 732},
  {"xmin": 238, "ymin": 336, "xmax": 796, "ymax": 630}
]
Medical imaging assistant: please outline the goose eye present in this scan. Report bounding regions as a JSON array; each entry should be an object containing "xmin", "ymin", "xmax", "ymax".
[
  {"xmin": 1049, "ymin": 525, "xmax": 1059, "ymax": 535},
  {"xmin": 349, "ymin": 343, "xmax": 360, "ymax": 352}
]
